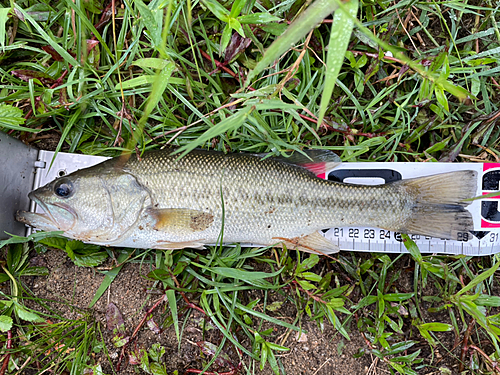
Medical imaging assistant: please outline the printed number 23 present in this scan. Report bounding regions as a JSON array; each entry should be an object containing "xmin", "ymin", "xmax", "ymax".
[{"xmin": 364, "ymin": 229, "xmax": 375, "ymax": 239}]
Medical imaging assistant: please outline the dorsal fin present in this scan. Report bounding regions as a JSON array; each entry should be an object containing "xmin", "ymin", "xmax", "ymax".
[{"xmin": 257, "ymin": 150, "xmax": 341, "ymax": 178}]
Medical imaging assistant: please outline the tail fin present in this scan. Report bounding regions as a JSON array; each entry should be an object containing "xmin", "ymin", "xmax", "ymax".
[{"xmin": 395, "ymin": 170, "xmax": 478, "ymax": 240}]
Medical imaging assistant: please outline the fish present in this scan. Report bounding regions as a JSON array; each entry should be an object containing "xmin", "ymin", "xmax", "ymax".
[{"xmin": 16, "ymin": 149, "xmax": 478, "ymax": 254}]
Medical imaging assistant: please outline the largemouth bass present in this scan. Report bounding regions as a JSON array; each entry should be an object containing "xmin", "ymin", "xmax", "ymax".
[{"xmin": 16, "ymin": 149, "xmax": 477, "ymax": 254}]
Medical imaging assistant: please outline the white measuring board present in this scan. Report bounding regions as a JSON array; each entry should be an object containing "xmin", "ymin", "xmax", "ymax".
[
  {"xmin": 320, "ymin": 163, "xmax": 500, "ymax": 256},
  {"xmin": 32, "ymin": 152, "xmax": 500, "ymax": 256}
]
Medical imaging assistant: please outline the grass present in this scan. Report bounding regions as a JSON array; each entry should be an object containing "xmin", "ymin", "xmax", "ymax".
[{"xmin": 0, "ymin": 0, "xmax": 500, "ymax": 373}]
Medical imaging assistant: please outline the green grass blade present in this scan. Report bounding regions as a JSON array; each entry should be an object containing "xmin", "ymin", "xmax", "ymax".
[
  {"xmin": 244, "ymin": 0, "xmax": 340, "ymax": 86},
  {"xmin": 135, "ymin": 0, "xmax": 167, "ymax": 57},
  {"xmin": 49, "ymin": 107, "xmax": 81, "ymax": 170},
  {"xmin": 14, "ymin": 4, "xmax": 79, "ymax": 67},
  {"xmin": 238, "ymin": 13, "xmax": 280, "ymax": 24},
  {"xmin": 226, "ymin": 296, "xmax": 301, "ymax": 332},
  {"xmin": 174, "ymin": 106, "xmax": 253, "ymax": 158},
  {"xmin": 166, "ymin": 289, "xmax": 179, "ymax": 344},
  {"xmin": 230, "ymin": 0, "xmax": 246, "ymax": 18},
  {"xmin": 317, "ymin": 0, "xmax": 358, "ymax": 127},
  {"xmin": 401, "ymin": 234, "xmax": 423, "ymax": 264},
  {"xmin": 0, "ymin": 6, "xmax": 9, "ymax": 52},
  {"xmin": 141, "ymin": 62, "xmax": 176, "ymax": 122},
  {"xmin": 220, "ymin": 23, "xmax": 233, "ymax": 54},
  {"xmin": 62, "ymin": 0, "xmax": 113, "ymax": 57},
  {"xmin": 200, "ymin": 292, "xmax": 257, "ymax": 359},
  {"xmin": 127, "ymin": 61, "xmax": 175, "ymax": 150},
  {"xmin": 118, "ymin": 76, "xmax": 207, "ymax": 90},
  {"xmin": 456, "ymin": 259, "xmax": 500, "ymax": 296},
  {"xmin": 201, "ymin": 0, "xmax": 230, "ymax": 21},
  {"xmin": 201, "ymin": 266, "xmax": 283, "ymax": 281},
  {"xmin": 343, "ymin": 3, "xmax": 470, "ymax": 101},
  {"xmin": 88, "ymin": 252, "xmax": 131, "ymax": 308},
  {"xmin": 132, "ymin": 58, "xmax": 171, "ymax": 70}
]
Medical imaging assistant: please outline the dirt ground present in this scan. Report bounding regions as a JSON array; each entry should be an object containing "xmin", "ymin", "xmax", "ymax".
[
  {"xmin": 24, "ymin": 249, "xmax": 376, "ymax": 375},
  {"xmin": 18, "ymin": 248, "xmax": 472, "ymax": 375}
]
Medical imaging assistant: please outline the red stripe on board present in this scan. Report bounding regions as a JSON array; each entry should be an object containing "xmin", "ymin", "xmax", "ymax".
[
  {"xmin": 483, "ymin": 192, "xmax": 500, "ymax": 199},
  {"xmin": 481, "ymin": 219, "xmax": 500, "ymax": 228},
  {"xmin": 318, "ymin": 172, "xmax": 326, "ymax": 180},
  {"xmin": 483, "ymin": 163, "xmax": 500, "ymax": 172}
]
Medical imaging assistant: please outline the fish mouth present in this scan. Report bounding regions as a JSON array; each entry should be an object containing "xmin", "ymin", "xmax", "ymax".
[
  {"xmin": 16, "ymin": 210, "xmax": 60, "ymax": 231},
  {"xmin": 16, "ymin": 192, "xmax": 77, "ymax": 232}
]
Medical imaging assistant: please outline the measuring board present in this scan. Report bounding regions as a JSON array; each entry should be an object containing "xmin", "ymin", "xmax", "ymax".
[
  {"xmin": 31, "ymin": 151, "xmax": 500, "ymax": 256},
  {"xmin": 321, "ymin": 163, "xmax": 500, "ymax": 256}
]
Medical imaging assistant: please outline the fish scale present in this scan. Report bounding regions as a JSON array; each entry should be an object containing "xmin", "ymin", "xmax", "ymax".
[{"xmin": 125, "ymin": 151, "xmax": 340, "ymax": 246}]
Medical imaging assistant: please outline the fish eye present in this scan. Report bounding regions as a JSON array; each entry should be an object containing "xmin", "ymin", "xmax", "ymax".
[{"xmin": 53, "ymin": 179, "xmax": 74, "ymax": 198}]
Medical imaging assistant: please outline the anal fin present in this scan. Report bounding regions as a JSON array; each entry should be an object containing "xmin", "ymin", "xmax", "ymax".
[
  {"xmin": 273, "ymin": 231, "xmax": 339, "ymax": 254},
  {"xmin": 153, "ymin": 240, "xmax": 206, "ymax": 250}
]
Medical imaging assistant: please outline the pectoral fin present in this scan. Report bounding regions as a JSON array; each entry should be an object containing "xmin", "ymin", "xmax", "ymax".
[
  {"xmin": 273, "ymin": 231, "xmax": 339, "ymax": 254},
  {"xmin": 147, "ymin": 208, "xmax": 214, "ymax": 233}
]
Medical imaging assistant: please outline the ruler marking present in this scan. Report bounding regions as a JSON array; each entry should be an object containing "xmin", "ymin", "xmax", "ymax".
[{"xmin": 326, "ymin": 226, "xmax": 500, "ymax": 255}]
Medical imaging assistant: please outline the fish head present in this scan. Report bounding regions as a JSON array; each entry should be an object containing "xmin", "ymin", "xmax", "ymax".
[{"xmin": 17, "ymin": 167, "xmax": 149, "ymax": 243}]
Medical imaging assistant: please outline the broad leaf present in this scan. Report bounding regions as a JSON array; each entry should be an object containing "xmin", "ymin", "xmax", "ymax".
[
  {"xmin": 0, "ymin": 315, "xmax": 13, "ymax": 332},
  {"xmin": 0, "ymin": 104, "xmax": 34, "ymax": 132}
]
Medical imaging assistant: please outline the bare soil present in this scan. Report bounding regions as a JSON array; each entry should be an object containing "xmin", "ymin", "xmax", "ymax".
[{"xmin": 25, "ymin": 249, "xmax": 376, "ymax": 374}]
